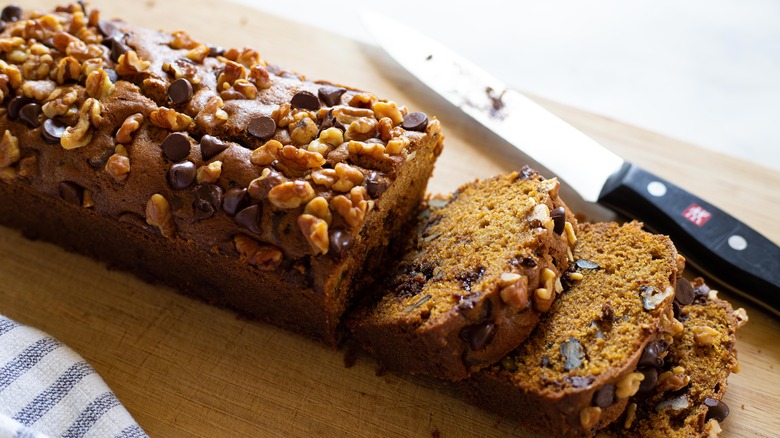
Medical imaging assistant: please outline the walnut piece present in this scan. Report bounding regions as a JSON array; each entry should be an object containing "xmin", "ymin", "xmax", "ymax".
[
  {"xmin": 42, "ymin": 86, "xmax": 79, "ymax": 118},
  {"xmin": 116, "ymin": 50, "xmax": 151, "ymax": 76},
  {"xmin": 21, "ymin": 80, "xmax": 56, "ymax": 101},
  {"xmin": 372, "ymin": 101, "xmax": 403, "ymax": 125},
  {"xmin": 217, "ymin": 60, "xmax": 247, "ymax": 91},
  {"xmin": 347, "ymin": 140, "xmax": 385, "ymax": 160},
  {"xmin": 85, "ymin": 68, "xmax": 115, "ymax": 100},
  {"xmin": 499, "ymin": 274, "xmax": 529, "ymax": 311},
  {"xmin": 278, "ymin": 145, "xmax": 325, "ymax": 171},
  {"xmin": 298, "ymin": 214, "xmax": 329, "ymax": 255},
  {"xmin": 52, "ymin": 31, "xmax": 88, "ymax": 60},
  {"xmin": 249, "ymin": 65, "xmax": 271, "ymax": 89},
  {"xmin": 268, "ymin": 180, "xmax": 315, "ymax": 209},
  {"xmin": 533, "ymin": 287, "xmax": 554, "ymax": 313},
  {"xmin": 579, "ymin": 406, "xmax": 601, "ymax": 431},
  {"xmin": 55, "ymin": 56, "xmax": 81, "ymax": 84},
  {"xmin": 616, "ymin": 372, "xmax": 645, "ymax": 399},
  {"xmin": 186, "ymin": 43, "xmax": 209, "ymax": 63},
  {"xmin": 105, "ymin": 154, "xmax": 130, "ymax": 182},
  {"xmin": 345, "ymin": 117, "xmax": 378, "ymax": 142},
  {"xmin": 145, "ymin": 194, "xmax": 176, "ymax": 238},
  {"xmin": 233, "ymin": 234, "xmax": 283, "ymax": 270},
  {"xmin": 116, "ymin": 113, "xmax": 144, "ymax": 144},
  {"xmin": 195, "ymin": 95, "xmax": 228, "ymax": 128},
  {"xmin": 169, "ymin": 30, "xmax": 199, "ymax": 50},
  {"xmin": 0, "ymin": 130, "xmax": 20, "ymax": 169},
  {"xmin": 289, "ymin": 117, "xmax": 319, "ymax": 145},
  {"xmin": 656, "ymin": 366, "xmax": 690, "ymax": 392},
  {"xmin": 692, "ymin": 326, "xmax": 720, "ymax": 346},
  {"xmin": 331, "ymin": 186, "xmax": 371, "ymax": 228},
  {"xmin": 61, "ymin": 98, "xmax": 101, "ymax": 150},
  {"xmin": 332, "ymin": 162, "xmax": 364, "ymax": 192},
  {"xmin": 196, "ymin": 161, "xmax": 222, "ymax": 184},
  {"xmin": 348, "ymin": 92, "xmax": 377, "ymax": 108},
  {"xmin": 385, "ymin": 136, "xmax": 410, "ymax": 155},
  {"xmin": 150, "ymin": 107, "xmax": 193, "ymax": 131},
  {"xmin": 303, "ymin": 196, "xmax": 332, "ymax": 225},
  {"xmin": 251, "ymin": 139, "xmax": 283, "ymax": 166}
]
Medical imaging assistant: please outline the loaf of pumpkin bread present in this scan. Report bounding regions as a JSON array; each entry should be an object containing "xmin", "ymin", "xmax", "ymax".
[{"xmin": 0, "ymin": 3, "xmax": 443, "ymax": 343}]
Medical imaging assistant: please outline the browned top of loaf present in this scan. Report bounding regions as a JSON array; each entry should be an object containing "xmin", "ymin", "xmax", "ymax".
[
  {"xmin": 0, "ymin": 4, "xmax": 442, "ymax": 266},
  {"xmin": 607, "ymin": 279, "xmax": 743, "ymax": 437},
  {"xmin": 495, "ymin": 221, "xmax": 678, "ymax": 394},
  {"xmin": 359, "ymin": 169, "xmax": 575, "ymax": 328}
]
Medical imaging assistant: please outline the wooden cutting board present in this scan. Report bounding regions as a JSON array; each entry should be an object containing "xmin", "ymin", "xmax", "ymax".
[{"xmin": 4, "ymin": 1, "xmax": 779, "ymax": 436}]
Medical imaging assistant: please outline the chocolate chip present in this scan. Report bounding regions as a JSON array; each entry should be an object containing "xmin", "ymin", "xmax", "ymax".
[
  {"xmin": 199, "ymin": 135, "xmax": 228, "ymax": 160},
  {"xmin": 704, "ymin": 398, "xmax": 729, "ymax": 422},
  {"xmin": 246, "ymin": 116, "xmax": 276, "ymax": 140},
  {"xmin": 223, "ymin": 188, "xmax": 249, "ymax": 216},
  {"xmin": 675, "ymin": 278, "xmax": 695, "ymax": 306},
  {"xmin": 560, "ymin": 338, "xmax": 586, "ymax": 371},
  {"xmin": 41, "ymin": 118, "xmax": 67, "ymax": 144},
  {"xmin": 402, "ymin": 112, "xmax": 428, "ymax": 131},
  {"xmin": 97, "ymin": 19, "xmax": 121, "ymax": 39},
  {"xmin": 638, "ymin": 340, "xmax": 669, "ymax": 368},
  {"xmin": 638, "ymin": 367, "xmax": 658, "ymax": 393},
  {"xmin": 192, "ymin": 183, "xmax": 223, "ymax": 220},
  {"xmin": 319, "ymin": 109, "xmax": 343, "ymax": 131},
  {"xmin": 58, "ymin": 181, "xmax": 83, "ymax": 205},
  {"xmin": 167, "ymin": 78, "xmax": 193, "ymax": 106},
  {"xmin": 365, "ymin": 171, "xmax": 388, "ymax": 198},
  {"xmin": 290, "ymin": 90, "xmax": 320, "ymax": 110},
  {"xmin": 235, "ymin": 204, "xmax": 262, "ymax": 234},
  {"xmin": 318, "ymin": 85, "xmax": 346, "ymax": 107},
  {"xmin": 208, "ymin": 45, "xmax": 225, "ymax": 57},
  {"xmin": 109, "ymin": 38, "xmax": 131, "ymax": 63},
  {"xmin": 19, "ymin": 103, "xmax": 42, "ymax": 128},
  {"xmin": 7, "ymin": 96, "xmax": 35, "ymax": 120},
  {"xmin": 1, "ymin": 5, "xmax": 21, "ymax": 22},
  {"xmin": 87, "ymin": 149, "xmax": 114, "ymax": 169},
  {"xmin": 673, "ymin": 301, "xmax": 682, "ymax": 319},
  {"xmin": 162, "ymin": 132, "xmax": 191, "ymax": 161},
  {"xmin": 592, "ymin": 384, "xmax": 615, "ymax": 408},
  {"xmin": 520, "ymin": 257, "xmax": 537, "ymax": 268},
  {"xmin": 575, "ymin": 259, "xmax": 600, "ymax": 270},
  {"xmin": 550, "ymin": 206, "xmax": 566, "ymax": 235},
  {"xmin": 105, "ymin": 68, "xmax": 119, "ymax": 83},
  {"xmin": 461, "ymin": 321, "xmax": 496, "ymax": 351},
  {"xmin": 329, "ymin": 229, "xmax": 351, "ymax": 259},
  {"xmin": 168, "ymin": 161, "xmax": 196, "ymax": 189}
]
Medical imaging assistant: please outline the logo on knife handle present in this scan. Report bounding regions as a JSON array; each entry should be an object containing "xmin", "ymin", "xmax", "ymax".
[{"xmin": 683, "ymin": 204, "xmax": 713, "ymax": 227}]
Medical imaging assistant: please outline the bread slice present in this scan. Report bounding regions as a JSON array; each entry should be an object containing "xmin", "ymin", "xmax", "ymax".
[
  {"xmin": 464, "ymin": 222, "xmax": 680, "ymax": 436},
  {"xmin": 348, "ymin": 169, "xmax": 578, "ymax": 380},
  {"xmin": 601, "ymin": 278, "xmax": 744, "ymax": 437}
]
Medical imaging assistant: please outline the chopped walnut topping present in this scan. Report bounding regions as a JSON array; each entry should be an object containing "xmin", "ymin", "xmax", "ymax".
[
  {"xmin": 320, "ymin": 127, "xmax": 344, "ymax": 147},
  {"xmin": 217, "ymin": 60, "xmax": 247, "ymax": 91},
  {"xmin": 0, "ymin": 60, "xmax": 22, "ymax": 90},
  {"xmin": 55, "ymin": 56, "xmax": 81, "ymax": 84},
  {"xmin": 616, "ymin": 372, "xmax": 645, "ymax": 399},
  {"xmin": 289, "ymin": 117, "xmax": 319, "ymax": 145},
  {"xmin": 0, "ymin": 130, "xmax": 20, "ymax": 169},
  {"xmin": 331, "ymin": 186, "xmax": 371, "ymax": 228},
  {"xmin": 377, "ymin": 117, "xmax": 394, "ymax": 142},
  {"xmin": 656, "ymin": 366, "xmax": 690, "ymax": 392},
  {"xmin": 224, "ymin": 47, "xmax": 262, "ymax": 69},
  {"xmin": 195, "ymin": 95, "xmax": 228, "ymax": 128},
  {"xmin": 348, "ymin": 92, "xmax": 378, "ymax": 108},
  {"xmin": 732, "ymin": 308, "xmax": 748, "ymax": 329},
  {"xmin": 162, "ymin": 59, "xmax": 201, "ymax": 84},
  {"xmin": 21, "ymin": 80, "xmax": 56, "ymax": 101},
  {"xmin": 345, "ymin": 117, "xmax": 378, "ymax": 141},
  {"xmin": 372, "ymin": 101, "xmax": 404, "ymax": 125},
  {"xmin": 272, "ymin": 103, "xmax": 292, "ymax": 127},
  {"xmin": 42, "ymin": 86, "xmax": 79, "ymax": 118},
  {"xmin": 150, "ymin": 107, "xmax": 193, "ymax": 131},
  {"xmin": 304, "ymin": 196, "xmax": 332, "ymax": 224},
  {"xmin": 234, "ymin": 234, "xmax": 283, "ymax": 270},
  {"xmin": 61, "ymin": 98, "xmax": 101, "ymax": 150},
  {"xmin": 298, "ymin": 214, "xmax": 329, "ymax": 255},
  {"xmin": 85, "ymin": 68, "xmax": 115, "ymax": 100},
  {"xmin": 540, "ymin": 178, "xmax": 561, "ymax": 199},
  {"xmin": 80, "ymin": 58, "xmax": 103, "ymax": 77},
  {"xmin": 52, "ymin": 31, "xmax": 89, "ymax": 60},
  {"xmin": 306, "ymin": 140, "xmax": 331, "ymax": 157},
  {"xmin": 268, "ymin": 180, "xmax": 315, "ymax": 209},
  {"xmin": 231, "ymin": 79, "xmax": 258, "ymax": 99},
  {"xmin": 247, "ymin": 168, "xmax": 287, "ymax": 200},
  {"xmin": 186, "ymin": 43, "xmax": 210, "ymax": 63},
  {"xmin": 332, "ymin": 162, "xmax": 364, "ymax": 192},
  {"xmin": 116, "ymin": 113, "xmax": 144, "ymax": 144},
  {"xmin": 705, "ymin": 419, "xmax": 722, "ymax": 438},
  {"xmin": 249, "ymin": 65, "xmax": 271, "ymax": 89},
  {"xmin": 145, "ymin": 194, "xmax": 176, "ymax": 238},
  {"xmin": 533, "ymin": 287, "xmax": 554, "ymax": 313},
  {"xmin": 693, "ymin": 326, "xmax": 720, "ymax": 346},
  {"xmin": 68, "ymin": 10, "xmax": 87, "ymax": 34},
  {"xmin": 105, "ymin": 154, "xmax": 130, "ymax": 182},
  {"xmin": 196, "ymin": 161, "xmax": 222, "ymax": 184},
  {"xmin": 116, "ymin": 50, "xmax": 151, "ymax": 75},
  {"xmin": 332, "ymin": 105, "xmax": 374, "ymax": 126},
  {"xmin": 386, "ymin": 136, "xmax": 410, "ymax": 155},
  {"xmin": 17, "ymin": 155, "xmax": 37, "ymax": 180},
  {"xmin": 0, "ymin": 37, "xmax": 25, "ymax": 52},
  {"xmin": 278, "ymin": 145, "xmax": 326, "ymax": 170},
  {"xmin": 169, "ymin": 30, "xmax": 199, "ymax": 50},
  {"xmin": 348, "ymin": 140, "xmax": 385, "ymax": 160},
  {"xmin": 311, "ymin": 167, "xmax": 337, "ymax": 189},
  {"xmin": 251, "ymin": 139, "xmax": 283, "ymax": 166}
]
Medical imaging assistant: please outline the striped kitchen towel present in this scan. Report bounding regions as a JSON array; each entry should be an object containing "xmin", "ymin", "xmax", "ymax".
[{"xmin": 0, "ymin": 315, "xmax": 147, "ymax": 438}]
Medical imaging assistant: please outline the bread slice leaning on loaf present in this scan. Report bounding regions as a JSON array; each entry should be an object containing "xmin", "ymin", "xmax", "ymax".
[
  {"xmin": 0, "ymin": 3, "xmax": 443, "ymax": 344},
  {"xmin": 348, "ymin": 169, "xmax": 578, "ymax": 381}
]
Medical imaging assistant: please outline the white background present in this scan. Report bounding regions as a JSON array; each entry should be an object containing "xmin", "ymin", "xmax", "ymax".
[{"xmin": 233, "ymin": 0, "xmax": 780, "ymax": 172}]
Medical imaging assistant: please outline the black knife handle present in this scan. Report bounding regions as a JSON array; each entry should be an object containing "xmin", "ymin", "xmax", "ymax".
[{"xmin": 599, "ymin": 163, "xmax": 780, "ymax": 314}]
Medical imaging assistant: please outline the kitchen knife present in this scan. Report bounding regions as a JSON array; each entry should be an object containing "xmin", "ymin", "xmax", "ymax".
[{"xmin": 361, "ymin": 10, "xmax": 780, "ymax": 315}]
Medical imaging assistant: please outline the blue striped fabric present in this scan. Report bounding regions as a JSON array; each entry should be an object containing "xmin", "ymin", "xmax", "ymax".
[{"xmin": 0, "ymin": 315, "xmax": 148, "ymax": 438}]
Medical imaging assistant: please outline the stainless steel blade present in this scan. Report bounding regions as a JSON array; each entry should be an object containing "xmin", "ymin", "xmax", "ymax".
[{"xmin": 361, "ymin": 10, "xmax": 625, "ymax": 202}]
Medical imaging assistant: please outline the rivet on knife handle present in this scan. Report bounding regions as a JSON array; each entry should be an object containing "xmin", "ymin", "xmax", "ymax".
[{"xmin": 600, "ymin": 163, "xmax": 780, "ymax": 314}]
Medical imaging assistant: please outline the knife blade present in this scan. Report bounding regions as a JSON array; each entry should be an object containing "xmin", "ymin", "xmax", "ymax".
[{"xmin": 361, "ymin": 10, "xmax": 780, "ymax": 315}]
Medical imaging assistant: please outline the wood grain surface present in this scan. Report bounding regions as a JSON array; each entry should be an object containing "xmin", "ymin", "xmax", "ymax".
[{"xmin": 3, "ymin": 1, "xmax": 779, "ymax": 436}]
